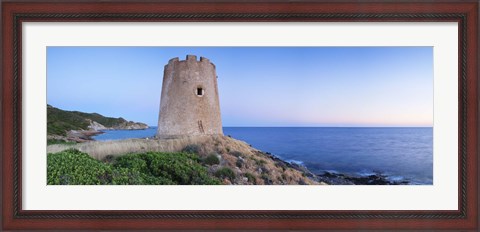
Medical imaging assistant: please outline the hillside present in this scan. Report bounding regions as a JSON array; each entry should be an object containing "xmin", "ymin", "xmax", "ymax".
[
  {"xmin": 47, "ymin": 105, "xmax": 148, "ymax": 142},
  {"xmin": 47, "ymin": 135, "xmax": 324, "ymax": 185}
]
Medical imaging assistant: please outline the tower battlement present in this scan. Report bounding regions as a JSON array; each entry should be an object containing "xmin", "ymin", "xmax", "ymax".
[
  {"xmin": 166, "ymin": 55, "xmax": 215, "ymax": 68},
  {"xmin": 156, "ymin": 55, "xmax": 223, "ymax": 138},
  {"xmin": 167, "ymin": 55, "xmax": 213, "ymax": 64}
]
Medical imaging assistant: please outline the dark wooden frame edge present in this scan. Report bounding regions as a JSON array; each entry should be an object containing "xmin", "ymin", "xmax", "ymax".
[{"xmin": 1, "ymin": 1, "xmax": 478, "ymax": 230}]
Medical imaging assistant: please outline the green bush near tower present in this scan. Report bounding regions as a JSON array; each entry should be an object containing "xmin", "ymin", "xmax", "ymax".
[{"xmin": 47, "ymin": 149, "xmax": 221, "ymax": 185}]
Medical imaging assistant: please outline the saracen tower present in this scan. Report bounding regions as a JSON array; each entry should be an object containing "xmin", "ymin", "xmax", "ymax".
[{"xmin": 156, "ymin": 55, "xmax": 223, "ymax": 138}]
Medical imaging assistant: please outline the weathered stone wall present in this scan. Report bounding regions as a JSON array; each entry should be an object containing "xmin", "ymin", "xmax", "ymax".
[{"xmin": 156, "ymin": 55, "xmax": 223, "ymax": 138}]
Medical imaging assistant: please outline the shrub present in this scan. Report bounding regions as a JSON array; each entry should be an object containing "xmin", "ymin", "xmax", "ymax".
[
  {"xmin": 255, "ymin": 159, "xmax": 267, "ymax": 166},
  {"xmin": 275, "ymin": 161, "xmax": 287, "ymax": 171},
  {"xmin": 102, "ymin": 155, "xmax": 115, "ymax": 164},
  {"xmin": 261, "ymin": 173, "xmax": 273, "ymax": 185},
  {"xmin": 182, "ymin": 144, "xmax": 200, "ymax": 154},
  {"xmin": 116, "ymin": 152, "xmax": 220, "ymax": 185},
  {"xmin": 114, "ymin": 154, "xmax": 150, "ymax": 174},
  {"xmin": 48, "ymin": 149, "xmax": 220, "ymax": 185},
  {"xmin": 203, "ymin": 153, "xmax": 220, "ymax": 165},
  {"xmin": 244, "ymin": 172, "xmax": 257, "ymax": 184},
  {"xmin": 47, "ymin": 149, "xmax": 111, "ymax": 185},
  {"xmin": 235, "ymin": 158, "xmax": 243, "ymax": 168},
  {"xmin": 230, "ymin": 151, "xmax": 243, "ymax": 157},
  {"xmin": 144, "ymin": 152, "xmax": 220, "ymax": 185},
  {"xmin": 214, "ymin": 167, "xmax": 236, "ymax": 181}
]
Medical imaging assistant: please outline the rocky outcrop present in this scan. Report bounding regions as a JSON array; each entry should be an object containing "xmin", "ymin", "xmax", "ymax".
[
  {"xmin": 316, "ymin": 171, "xmax": 410, "ymax": 185},
  {"xmin": 66, "ymin": 130, "xmax": 104, "ymax": 143},
  {"xmin": 88, "ymin": 120, "xmax": 108, "ymax": 131},
  {"xmin": 111, "ymin": 121, "xmax": 149, "ymax": 130},
  {"xmin": 87, "ymin": 119, "xmax": 148, "ymax": 131}
]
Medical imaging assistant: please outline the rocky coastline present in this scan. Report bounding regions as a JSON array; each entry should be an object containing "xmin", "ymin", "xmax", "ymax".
[
  {"xmin": 49, "ymin": 122, "xmax": 149, "ymax": 143},
  {"xmin": 48, "ymin": 132, "xmax": 410, "ymax": 185},
  {"xmin": 261, "ymin": 152, "xmax": 410, "ymax": 185},
  {"xmin": 315, "ymin": 171, "xmax": 409, "ymax": 185},
  {"xmin": 64, "ymin": 123, "xmax": 149, "ymax": 143},
  {"xmin": 66, "ymin": 130, "xmax": 104, "ymax": 143},
  {"xmin": 48, "ymin": 128, "xmax": 410, "ymax": 185},
  {"xmin": 47, "ymin": 105, "xmax": 149, "ymax": 143}
]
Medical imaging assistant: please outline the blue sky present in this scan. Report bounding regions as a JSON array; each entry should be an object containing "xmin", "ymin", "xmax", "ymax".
[{"xmin": 47, "ymin": 47, "xmax": 433, "ymax": 127}]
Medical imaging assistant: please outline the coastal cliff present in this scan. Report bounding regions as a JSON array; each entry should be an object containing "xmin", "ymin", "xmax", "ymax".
[{"xmin": 47, "ymin": 105, "xmax": 148, "ymax": 142}]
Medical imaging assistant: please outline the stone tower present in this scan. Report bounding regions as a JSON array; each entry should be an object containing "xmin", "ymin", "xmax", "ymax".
[{"xmin": 156, "ymin": 55, "xmax": 223, "ymax": 138}]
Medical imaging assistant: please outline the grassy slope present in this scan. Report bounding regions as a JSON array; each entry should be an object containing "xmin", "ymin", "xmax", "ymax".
[{"xmin": 47, "ymin": 105, "xmax": 128, "ymax": 136}]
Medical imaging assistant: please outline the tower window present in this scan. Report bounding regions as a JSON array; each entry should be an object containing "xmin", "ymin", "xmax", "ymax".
[{"xmin": 196, "ymin": 87, "xmax": 204, "ymax": 96}]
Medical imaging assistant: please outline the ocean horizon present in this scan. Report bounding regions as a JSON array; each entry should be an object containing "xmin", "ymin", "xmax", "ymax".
[{"xmin": 93, "ymin": 126, "xmax": 433, "ymax": 185}]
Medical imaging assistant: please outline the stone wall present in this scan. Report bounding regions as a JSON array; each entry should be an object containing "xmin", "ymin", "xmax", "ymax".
[{"xmin": 156, "ymin": 55, "xmax": 223, "ymax": 138}]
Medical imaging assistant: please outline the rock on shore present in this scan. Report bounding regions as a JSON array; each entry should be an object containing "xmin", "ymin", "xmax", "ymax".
[
  {"xmin": 316, "ymin": 171, "xmax": 410, "ymax": 185},
  {"xmin": 65, "ymin": 130, "xmax": 104, "ymax": 143}
]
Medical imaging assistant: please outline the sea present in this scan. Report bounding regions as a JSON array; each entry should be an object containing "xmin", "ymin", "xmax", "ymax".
[{"xmin": 93, "ymin": 127, "xmax": 433, "ymax": 185}]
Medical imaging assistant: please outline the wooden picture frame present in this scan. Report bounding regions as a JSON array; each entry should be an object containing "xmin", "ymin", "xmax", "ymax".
[{"xmin": 2, "ymin": 0, "xmax": 478, "ymax": 230}]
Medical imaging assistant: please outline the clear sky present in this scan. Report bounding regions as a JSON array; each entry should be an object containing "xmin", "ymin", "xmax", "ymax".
[{"xmin": 47, "ymin": 47, "xmax": 433, "ymax": 127}]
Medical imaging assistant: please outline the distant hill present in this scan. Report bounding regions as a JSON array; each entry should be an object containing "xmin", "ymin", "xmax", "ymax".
[{"xmin": 47, "ymin": 105, "xmax": 149, "ymax": 137}]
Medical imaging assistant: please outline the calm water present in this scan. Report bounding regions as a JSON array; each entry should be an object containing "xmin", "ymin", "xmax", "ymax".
[{"xmin": 93, "ymin": 127, "xmax": 433, "ymax": 184}]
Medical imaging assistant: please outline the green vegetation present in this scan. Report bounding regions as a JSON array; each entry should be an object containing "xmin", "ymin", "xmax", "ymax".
[
  {"xmin": 47, "ymin": 149, "xmax": 221, "ymax": 185},
  {"xmin": 214, "ymin": 167, "xmax": 236, "ymax": 181},
  {"xmin": 250, "ymin": 156, "xmax": 267, "ymax": 166},
  {"xmin": 257, "ymin": 159, "xmax": 267, "ymax": 165},
  {"xmin": 47, "ymin": 139, "xmax": 77, "ymax": 145},
  {"xmin": 244, "ymin": 172, "xmax": 257, "ymax": 184},
  {"xmin": 182, "ymin": 144, "xmax": 200, "ymax": 154},
  {"xmin": 115, "ymin": 152, "xmax": 220, "ymax": 185},
  {"xmin": 48, "ymin": 149, "xmax": 113, "ymax": 185},
  {"xmin": 261, "ymin": 173, "xmax": 273, "ymax": 185},
  {"xmin": 203, "ymin": 153, "xmax": 220, "ymax": 165},
  {"xmin": 47, "ymin": 105, "xmax": 131, "ymax": 136},
  {"xmin": 47, "ymin": 105, "xmax": 90, "ymax": 136},
  {"xmin": 230, "ymin": 151, "xmax": 243, "ymax": 157}
]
